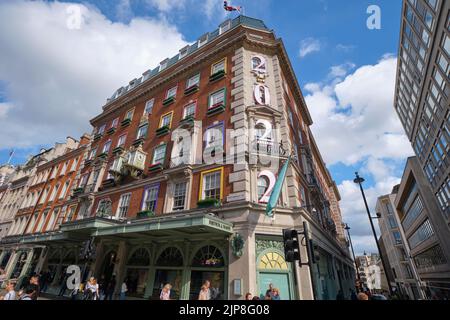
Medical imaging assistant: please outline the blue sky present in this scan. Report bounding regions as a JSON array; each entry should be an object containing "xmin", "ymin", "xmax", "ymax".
[{"xmin": 0, "ymin": 0, "xmax": 412, "ymax": 255}]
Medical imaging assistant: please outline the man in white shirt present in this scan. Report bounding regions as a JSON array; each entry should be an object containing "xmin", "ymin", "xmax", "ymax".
[
  {"xmin": 120, "ymin": 280, "xmax": 128, "ymax": 300},
  {"xmin": 3, "ymin": 281, "xmax": 17, "ymax": 300}
]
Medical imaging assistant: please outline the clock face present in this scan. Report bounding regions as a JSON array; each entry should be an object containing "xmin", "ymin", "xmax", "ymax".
[{"xmin": 257, "ymin": 170, "xmax": 276, "ymax": 203}]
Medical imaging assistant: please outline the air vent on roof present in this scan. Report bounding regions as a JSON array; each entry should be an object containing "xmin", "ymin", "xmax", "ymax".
[
  {"xmin": 179, "ymin": 45, "xmax": 190, "ymax": 59},
  {"xmin": 219, "ymin": 19, "xmax": 231, "ymax": 34},
  {"xmin": 198, "ymin": 33, "xmax": 209, "ymax": 48},
  {"xmin": 159, "ymin": 58, "xmax": 169, "ymax": 72}
]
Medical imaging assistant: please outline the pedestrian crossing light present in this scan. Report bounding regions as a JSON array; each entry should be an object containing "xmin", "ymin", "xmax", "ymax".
[{"xmin": 283, "ymin": 229, "xmax": 300, "ymax": 262}]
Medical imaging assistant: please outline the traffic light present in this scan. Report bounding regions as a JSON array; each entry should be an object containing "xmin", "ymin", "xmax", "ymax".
[{"xmin": 283, "ymin": 229, "xmax": 300, "ymax": 262}]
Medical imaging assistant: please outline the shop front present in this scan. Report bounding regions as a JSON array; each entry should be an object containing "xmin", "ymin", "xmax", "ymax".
[
  {"xmin": 89, "ymin": 213, "xmax": 233, "ymax": 300},
  {"xmin": 255, "ymin": 237, "xmax": 296, "ymax": 300}
]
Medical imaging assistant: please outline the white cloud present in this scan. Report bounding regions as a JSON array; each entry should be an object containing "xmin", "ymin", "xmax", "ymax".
[
  {"xmin": 328, "ymin": 62, "xmax": 356, "ymax": 79},
  {"xmin": 304, "ymin": 55, "xmax": 414, "ymax": 255},
  {"xmin": 0, "ymin": 0, "xmax": 188, "ymax": 149},
  {"xmin": 299, "ymin": 38, "xmax": 321, "ymax": 58},
  {"xmin": 338, "ymin": 174, "xmax": 401, "ymax": 255},
  {"xmin": 336, "ymin": 44, "xmax": 356, "ymax": 52},
  {"xmin": 145, "ymin": 0, "xmax": 185, "ymax": 12},
  {"xmin": 0, "ymin": 103, "xmax": 11, "ymax": 118},
  {"xmin": 142, "ymin": 0, "xmax": 226, "ymax": 21},
  {"xmin": 305, "ymin": 56, "xmax": 413, "ymax": 166}
]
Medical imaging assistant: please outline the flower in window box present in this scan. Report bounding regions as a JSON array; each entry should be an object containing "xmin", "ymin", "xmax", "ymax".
[
  {"xmin": 155, "ymin": 125, "xmax": 170, "ymax": 136},
  {"xmin": 121, "ymin": 118, "xmax": 132, "ymax": 127},
  {"xmin": 180, "ymin": 115, "xmax": 195, "ymax": 127},
  {"xmin": 162, "ymin": 96, "xmax": 176, "ymax": 106},
  {"xmin": 97, "ymin": 152, "xmax": 108, "ymax": 160},
  {"xmin": 73, "ymin": 187, "xmax": 84, "ymax": 195},
  {"xmin": 113, "ymin": 146, "xmax": 124, "ymax": 155},
  {"xmin": 101, "ymin": 178, "xmax": 116, "ymax": 189},
  {"xmin": 184, "ymin": 84, "xmax": 199, "ymax": 96},
  {"xmin": 133, "ymin": 137, "xmax": 145, "ymax": 147},
  {"xmin": 93, "ymin": 133, "xmax": 103, "ymax": 141},
  {"xmin": 206, "ymin": 103, "xmax": 226, "ymax": 116},
  {"xmin": 209, "ymin": 69, "xmax": 226, "ymax": 82},
  {"xmin": 197, "ymin": 198, "xmax": 221, "ymax": 208},
  {"xmin": 136, "ymin": 210, "xmax": 155, "ymax": 219},
  {"xmin": 107, "ymin": 127, "xmax": 116, "ymax": 135},
  {"xmin": 148, "ymin": 163, "xmax": 164, "ymax": 172}
]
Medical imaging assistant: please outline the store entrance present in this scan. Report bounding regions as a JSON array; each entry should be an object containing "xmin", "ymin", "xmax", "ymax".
[
  {"xmin": 189, "ymin": 271, "xmax": 225, "ymax": 300},
  {"xmin": 100, "ymin": 251, "xmax": 117, "ymax": 286}
]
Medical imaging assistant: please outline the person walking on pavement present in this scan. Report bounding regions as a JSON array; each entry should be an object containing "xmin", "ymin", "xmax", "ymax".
[
  {"xmin": 336, "ymin": 289, "xmax": 345, "ymax": 300},
  {"xmin": 198, "ymin": 285, "xmax": 209, "ymax": 300},
  {"xmin": 3, "ymin": 281, "xmax": 17, "ymax": 300},
  {"xmin": 24, "ymin": 275, "xmax": 40, "ymax": 300},
  {"xmin": 120, "ymin": 279, "xmax": 128, "ymax": 300},
  {"xmin": 85, "ymin": 277, "xmax": 99, "ymax": 300},
  {"xmin": 19, "ymin": 287, "xmax": 35, "ymax": 301},
  {"xmin": 265, "ymin": 283, "xmax": 275, "ymax": 299},
  {"xmin": 106, "ymin": 275, "xmax": 116, "ymax": 300},
  {"xmin": 58, "ymin": 271, "xmax": 69, "ymax": 297},
  {"xmin": 160, "ymin": 284, "xmax": 172, "ymax": 300},
  {"xmin": 271, "ymin": 288, "xmax": 281, "ymax": 300}
]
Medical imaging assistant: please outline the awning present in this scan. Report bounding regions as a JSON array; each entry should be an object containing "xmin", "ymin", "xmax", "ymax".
[
  {"xmin": 1, "ymin": 214, "xmax": 234, "ymax": 247},
  {"xmin": 92, "ymin": 213, "xmax": 234, "ymax": 241},
  {"xmin": 20, "ymin": 231, "xmax": 90, "ymax": 246}
]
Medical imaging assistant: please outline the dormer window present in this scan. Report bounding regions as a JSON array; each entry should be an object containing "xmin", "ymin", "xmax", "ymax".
[
  {"xmin": 198, "ymin": 33, "xmax": 209, "ymax": 48},
  {"xmin": 129, "ymin": 79, "xmax": 137, "ymax": 89},
  {"xmin": 179, "ymin": 45, "xmax": 189, "ymax": 59},
  {"xmin": 219, "ymin": 20, "xmax": 231, "ymax": 35},
  {"xmin": 159, "ymin": 59, "xmax": 169, "ymax": 72}
]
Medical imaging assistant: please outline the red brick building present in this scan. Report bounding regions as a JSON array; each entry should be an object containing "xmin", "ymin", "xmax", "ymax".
[{"xmin": 0, "ymin": 16, "xmax": 354, "ymax": 300}]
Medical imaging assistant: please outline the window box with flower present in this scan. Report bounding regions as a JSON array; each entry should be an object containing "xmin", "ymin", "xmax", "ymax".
[
  {"xmin": 136, "ymin": 210, "xmax": 155, "ymax": 219},
  {"xmin": 184, "ymin": 84, "xmax": 199, "ymax": 96},
  {"xmin": 162, "ymin": 96, "xmax": 176, "ymax": 106},
  {"xmin": 155, "ymin": 125, "xmax": 170, "ymax": 137},
  {"xmin": 209, "ymin": 69, "xmax": 226, "ymax": 82},
  {"xmin": 197, "ymin": 198, "xmax": 221, "ymax": 208},
  {"xmin": 121, "ymin": 118, "xmax": 132, "ymax": 127}
]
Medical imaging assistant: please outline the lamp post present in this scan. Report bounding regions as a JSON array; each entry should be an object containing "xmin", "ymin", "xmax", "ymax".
[
  {"xmin": 353, "ymin": 172, "xmax": 394, "ymax": 295},
  {"xmin": 344, "ymin": 224, "xmax": 361, "ymax": 292}
]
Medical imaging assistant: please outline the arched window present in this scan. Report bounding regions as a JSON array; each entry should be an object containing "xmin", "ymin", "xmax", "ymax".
[
  {"xmin": 62, "ymin": 250, "xmax": 76, "ymax": 265},
  {"xmin": 257, "ymin": 176, "xmax": 269, "ymax": 201},
  {"xmin": 127, "ymin": 248, "xmax": 150, "ymax": 267},
  {"xmin": 258, "ymin": 251, "xmax": 288, "ymax": 270},
  {"xmin": 48, "ymin": 250, "xmax": 61, "ymax": 264},
  {"xmin": 192, "ymin": 245, "xmax": 224, "ymax": 268},
  {"xmin": 156, "ymin": 247, "xmax": 183, "ymax": 267}
]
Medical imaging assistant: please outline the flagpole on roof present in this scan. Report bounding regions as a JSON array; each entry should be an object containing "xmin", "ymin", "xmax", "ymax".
[{"xmin": 7, "ymin": 149, "xmax": 14, "ymax": 165}]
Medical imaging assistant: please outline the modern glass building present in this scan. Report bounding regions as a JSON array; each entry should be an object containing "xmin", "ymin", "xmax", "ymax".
[{"xmin": 394, "ymin": 0, "xmax": 450, "ymax": 220}]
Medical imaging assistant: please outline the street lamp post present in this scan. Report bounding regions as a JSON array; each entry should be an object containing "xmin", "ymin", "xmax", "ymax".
[
  {"xmin": 353, "ymin": 172, "xmax": 394, "ymax": 296},
  {"xmin": 344, "ymin": 224, "xmax": 361, "ymax": 292}
]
